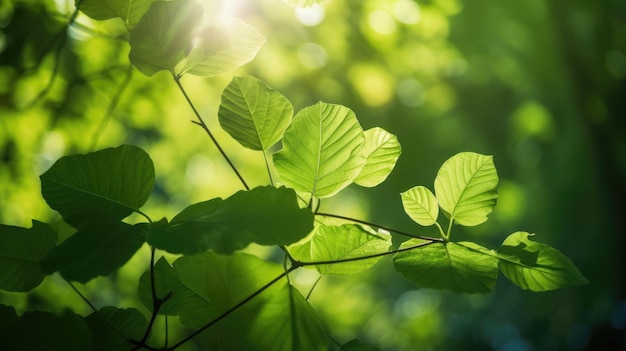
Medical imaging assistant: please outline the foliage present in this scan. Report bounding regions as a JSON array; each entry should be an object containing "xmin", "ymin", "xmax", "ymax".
[{"xmin": 0, "ymin": 0, "xmax": 601, "ymax": 350}]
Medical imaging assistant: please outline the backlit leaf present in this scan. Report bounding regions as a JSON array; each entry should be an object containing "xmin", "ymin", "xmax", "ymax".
[
  {"xmin": 128, "ymin": 0, "xmax": 202, "ymax": 76},
  {"xmin": 41, "ymin": 222, "xmax": 146, "ymax": 283},
  {"xmin": 401, "ymin": 186, "xmax": 439, "ymax": 226},
  {"xmin": 0, "ymin": 221, "xmax": 57, "ymax": 292},
  {"xmin": 354, "ymin": 127, "xmax": 401, "ymax": 187},
  {"xmin": 393, "ymin": 239, "xmax": 498, "ymax": 294},
  {"xmin": 40, "ymin": 144, "xmax": 154, "ymax": 230},
  {"xmin": 497, "ymin": 232, "xmax": 588, "ymax": 291},
  {"xmin": 148, "ymin": 186, "xmax": 313, "ymax": 255},
  {"xmin": 181, "ymin": 20, "xmax": 266, "ymax": 77},
  {"xmin": 85, "ymin": 307, "xmax": 148, "ymax": 351},
  {"xmin": 219, "ymin": 76, "xmax": 293, "ymax": 150},
  {"xmin": 273, "ymin": 102, "xmax": 366, "ymax": 198},
  {"xmin": 173, "ymin": 252, "xmax": 327, "ymax": 350},
  {"xmin": 434, "ymin": 152, "xmax": 498, "ymax": 226},
  {"xmin": 310, "ymin": 225, "xmax": 391, "ymax": 275}
]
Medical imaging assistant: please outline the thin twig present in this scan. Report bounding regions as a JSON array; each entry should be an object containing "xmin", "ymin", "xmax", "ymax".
[
  {"xmin": 315, "ymin": 212, "xmax": 442, "ymax": 241},
  {"xmin": 62, "ymin": 276, "xmax": 97, "ymax": 313},
  {"xmin": 171, "ymin": 72, "xmax": 249, "ymax": 190}
]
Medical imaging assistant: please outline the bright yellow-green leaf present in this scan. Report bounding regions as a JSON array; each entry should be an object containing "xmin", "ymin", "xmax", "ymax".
[
  {"xmin": 497, "ymin": 232, "xmax": 589, "ymax": 291},
  {"xmin": 273, "ymin": 102, "xmax": 366, "ymax": 198},
  {"xmin": 219, "ymin": 76, "xmax": 293, "ymax": 150},
  {"xmin": 434, "ymin": 152, "xmax": 498, "ymax": 226},
  {"xmin": 354, "ymin": 127, "xmax": 401, "ymax": 187},
  {"xmin": 401, "ymin": 186, "xmax": 439, "ymax": 226}
]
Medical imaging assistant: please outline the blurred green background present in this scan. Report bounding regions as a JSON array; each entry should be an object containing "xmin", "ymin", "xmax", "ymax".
[{"xmin": 1, "ymin": 0, "xmax": 625, "ymax": 350}]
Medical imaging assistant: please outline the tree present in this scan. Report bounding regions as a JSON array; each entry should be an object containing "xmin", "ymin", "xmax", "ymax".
[{"xmin": 3, "ymin": 0, "xmax": 619, "ymax": 350}]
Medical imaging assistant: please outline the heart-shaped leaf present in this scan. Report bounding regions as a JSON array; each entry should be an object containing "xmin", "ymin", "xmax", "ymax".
[{"xmin": 401, "ymin": 186, "xmax": 439, "ymax": 226}]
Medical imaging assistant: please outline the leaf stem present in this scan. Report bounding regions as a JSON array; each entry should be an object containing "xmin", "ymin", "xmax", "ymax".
[
  {"xmin": 62, "ymin": 276, "xmax": 97, "ymax": 313},
  {"xmin": 167, "ymin": 268, "xmax": 294, "ymax": 350},
  {"xmin": 445, "ymin": 216, "xmax": 454, "ymax": 240},
  {"xmin": 315, "ymin": 212, "xmax": 441, "ymax": 241},
  {"xmin": 305, "ymin": 274, "xmax": 323, "ymax": 301},
  {"xmin": 171, "ymin": 73, "xmax": 249, "ymax": 190},
  {"xmin": 262, "ymin": 150, "xmax": 274, "ymax": 185},
  {"xmin": 294, "ymin": 239, "xmax": 441, "ymax": 267}
]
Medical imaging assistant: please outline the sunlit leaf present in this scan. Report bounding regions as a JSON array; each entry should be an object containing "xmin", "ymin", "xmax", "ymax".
[
  {"xmin": 497, "ymin": 232, "xmax": 589, "ymax": 291},
  {"xmin": 128, "ymin": 0, "xmax": 202, "ymax": 76},
  {"xmin": 282, "ymin": 0, "xmax": 329, "ymax": 8},
  {"xmin": 1, "ymin": 309, "xmax": 91, "ymax": 351},
  {"xmin": 354, "ymin": 127, "xmax": 401, "ymax": 187},
  {"xmin": 401, "ymin": 186, "xmax": 439, "ymax": 226},
  {"xmin": 434, "ymin": 152, "xmax": 498, "ymax": 226},
  {"xmin": 40, "ymin": 144, "xmax": 154, "ymax": 230},
  {"xmin": 309, "ymin": 225, "xmax": 391, "ymax": 275},
  {"xmin": 137, "ymin": 255, "xmax": 208, "ymax": 315},
  {"xmin": 78, "ymin": 0, "xmax": 158, "ymax": 29},
  {"xmin": 219, "ymin": 76, "xmax": 293, "ymax": 150},
  {"xmin": 174, "ymin": 252, "xmax": 327, "ymax": 350},
  {"xmin": 85, "ymin": 307, "xmax": 148, "ymax": 351},
  {"xmin": 0, "ymin": 221, "xmax": 57, "ymax": 292},
  {"xmin": 273, "ymin": 102, "xmax": 366, "ymax": 198},
  {"xmin": 393, "ymin": 239, "xmax": 498, "ymax": 294},
  {"xmin": 148, "ymin": 186, "xmax": 313, "ymax": 255},
  {"xmin": 182, "ymin": 20, "xmax": 266, "ymax": 77},
  {"xmin": 41, "ymin": 222, "xmax": 146, "ymax": 283}
]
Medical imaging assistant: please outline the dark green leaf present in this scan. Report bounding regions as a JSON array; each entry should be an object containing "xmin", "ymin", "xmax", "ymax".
[
  {"xmin": 393, "ymin": 240, "xmax": 499, "ymax": 294},
  {"xmin": 497, "ymin": 232, "xmax": 589, "ymax": 291},
  {"xmin": 85, "ymin": 307, "xmax": 148, "ymax": 351},
  {"xmin": 1, "ymin": 309, "xmax": 92, "ymax": 351},
  {"xmin": 273, "ymin": 102, "xmax": 366, "ymax": 198},
  {"xmin": 219, "ymin": 75, "xmax": 293, "ymax": 150},
  {"xmin": 148, "ymin": 186, "xmax": 314, "ymax": 255},
  {"xmin": 181, "ymin": 20, "xmax": 266, "ymax": 77},
  {"xmin": 78, "ymin": 0, "xmax": 158, "ymax": 28},
  {"xmin": 310, "ymin": 224, "xmax": 391, "ymax": 275},
  {"xmin": 128, "ymin": 0, "xmax": 203, "ymax": 76},
  {"xmin": 434, "ymin": 152, "xmax": 498, "ymax": 226},
  {"xmin": 40, "ymin": 144, "xmax": 154, "ymax": 230},
  {"xmin": 138, "ymin": 255, "xmax": 208, "ymax": 316},
  {"xmin": 41, "ymin": 222, "xmax": 146, "ymax": 283},
  {"xmin": 0, "ymin": 220, "xmax": 57, "ymax": 292},
  {"xmin": 174, "ymin": 252, "xmax": 328, "ymax": 350},
  {"xmin": 354, "ymin": 127, "xmax": 401, "ymax": 187}
]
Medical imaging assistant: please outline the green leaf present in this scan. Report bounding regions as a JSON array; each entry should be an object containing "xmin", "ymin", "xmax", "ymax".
[
  {"xmin": 393, "ymin": 240, "xmax": 499, "ymax": 294},
  {"xmin": 40, "ymin": 144, "xmax": 155, "ymax": 230},
  {"xmin": 497, "ymin": 232, "xmax": 589, "ymax": 291},
  {"xmin": 1, "ymin": 309, "xmax": 92, "ymax": 351},
  {"xmin": 354, "ymin": 127, "xmax": 401, "ymax": 187},
  {"xmin": 0, "ymin": 220, "xmax": 57, "ymax": 292},
  {"xmin": 173, "ymin": 252, "xmax": 327, "ymax": 350},
  {"xmin": 401, "ymin": 186, "xmax": 439, "ymax": 226},
  {"xmin": 85, "ymin": 307, "xmax": 148, "ymax": 351},
  {"xmin": 78, "ymin": 0, "xmax": 158, "ymax": 29},
  {"xmin": 218, "ymin": 76, "xmax": 293, "ymax": 150},
  {"xmin": 309, "ymin": 225, "xmax": 391, "ymax": 275},
  {"xmin": 41, "ymin": 222, "xmax": 146, "ymax": 283},
  {"xmin": 128, "ymin": 0, "xmax": 203, "ymax": 76},
  {"xmin": 434, "ymin": 152, "xmax": 498, "ymax": 226},
  {"xmin": 148, "ymin": 186, "xmax": 313, "ymax": 255},
  {"xmin": 273, "ymin": 102, "xmax": 366, "ymax": 198},
  {"xmin": 181, "ymin": 20, "xmax": 266, "ymax": 77},
  {"xmin": 283, "ymin": 0, "xmax": 329, "ymax": 8},
  {"xmin": 138, "ymin": 255, "xmax": 207, "ymax": 316}
]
